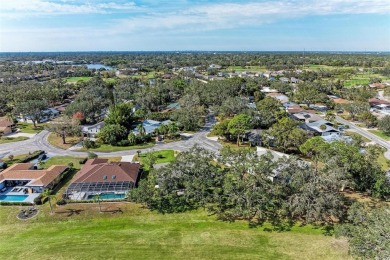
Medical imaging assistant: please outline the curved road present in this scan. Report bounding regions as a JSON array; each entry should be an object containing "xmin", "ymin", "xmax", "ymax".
[{"xmin": 0, "ymin": 114, "xmax": 221, "ymax": 158}]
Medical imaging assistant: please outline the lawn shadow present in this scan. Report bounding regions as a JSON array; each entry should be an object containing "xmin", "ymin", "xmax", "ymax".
[
  {"xmin": 101, "ymin": 207, "xmax": 123, "ymax": 214},
  {"xmin": 55, "ymin": 208, "xmax": 84, "ymax": 217}
]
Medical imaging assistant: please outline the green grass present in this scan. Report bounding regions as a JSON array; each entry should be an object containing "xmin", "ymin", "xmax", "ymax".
[
  {"xmin": 1, "ymin": 153, "xmax": 31, "ymax": 166},
  {"xmin": 79, "ymin": 142, "xmax": 155, "ymax": 152},
  {"xmin": 0, "ymin": 203, "xmax": 350, "ymax": 260},
  {"xmin": 44, "ymin": 156, "xmax": 122, "ymax": 170},
  {"xmin": 0, "ymin": 136, "xmax": 28, "ymax": 144},
  {"xmin": 377, "ymin": 153, "xmax": 389, "ymax": 171},
  {"xmin": 340, "ymin": 73, "xmax": 390, "ymax": 87},
  {"xmin": 344, "ymin": 131, "xmax": 371, "ymax": 142},
  {"xmin": 66, "ymin": 76, "xmax": 93, "ymax": 83},
  {"xmin": 47, "ymin": 133, "xmax": 81, "ymax": 150},
  {"xmin": 44, "ymin": 156, "xmax": 84, "ymax": 170},
  {"xmin": 16, "ymin": 123, "xmax": 46, "ymax": 133},
  {"xmin": 368, "ymin": 130, "xmax": 390, "ymax": 141},
  {"xmin": 66, "ymin": 77, "xmax": 118, "ymax": 84},
  {"xmin": 135, "ymin": 150, "xmax": 176, "ymax": 164},
  {"xmin": 224, "ymin": 65, "xmax": 267, "ymax": 72}
]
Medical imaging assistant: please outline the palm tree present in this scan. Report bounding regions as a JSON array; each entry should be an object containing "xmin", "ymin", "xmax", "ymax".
[
  {"xmin": 137, "ymin": 123, "xmax": 146, "ymax": 137},
  {"xmin": 94, "ymin": 193, "xmax": 102, "ymax": 212},
  {"xmin": 128, "ymin": 131, "xmax": 137, "ymax": 145},
  {"xmin": 5, "ymin": 112, "xmax": 14, "ymax": 123},
  {"xmin": 167, "ymin": 122, "xmax": 179, "ymax": 139},
  {"xmin": 42, "ymin": 189, "xmax": 54, "ymax": 215}
]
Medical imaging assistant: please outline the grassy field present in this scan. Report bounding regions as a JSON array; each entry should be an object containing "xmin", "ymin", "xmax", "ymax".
[
  {"xmin": 66, "ymin": 76, "xmax": 93, "ymax": 83},
  {"xmin": 44, "ymin": 156, "xmax": 122, "ymax": 170},
  {"xmin": 17, "ymin": 123, "xmax": 46, "ymax": 133},
  {"xmin": 0, "ymin": 136, "xmax": 29, "ymax": 144},
  {"xmin": 224, "ymin": 65, "xmax": 267, "ymax": 72},
  {"xmin": 303, "ymin": 64, "xmax": 356, "ymax": 71},
  {"xmin": 134, "ymin": 149, "xmax": 176, "ymax": 164},
  {"xmin": 368, "ymin": 130, "xmax": 390, "ymax": 141},
  {"xmin": 131, "ymin": 71, "xmax": 156, "ymax": 79},
  {"xmin": 0, "ymin": 203, "xmax": 350, "ymax": 260},
  {"xmin": 79, "ymin": 142, "xmax": 155, "ymax": 152},
  {"xmin": 47, "ymin": 133, "xmax": 82, "ymax": 150},
  {"xmin": 344, "ymin": 130, "xmax": 371, "ymax": 142},
  {"xmin": 341, "ymin": 73, "xmax": 390, "ymax": 87}
]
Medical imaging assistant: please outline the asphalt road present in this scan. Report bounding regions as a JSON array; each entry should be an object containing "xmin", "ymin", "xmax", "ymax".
[
  {"xmin": 336, "ymin": 116, "xmax": 390, "ymax": 159},
  {"xmin": 0, "ymin": 113, "xmax": 222, "ymax": 158}
]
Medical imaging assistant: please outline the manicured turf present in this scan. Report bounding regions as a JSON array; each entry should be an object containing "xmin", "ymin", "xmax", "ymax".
[
  {"xmin": 44, "ymin": 156, "xmax": 122, "ymax": 170},
  {"xmin": 17, "ymin": 123, "xmax": 46, "ymax": 133},
  {"xmin": 136, "ymin": 149, "xmax": 176, "ymax": 164},
  {"xmin": 224, "ymin": 65, "xmax": 267, "ymax": 72},
  {"xmin": 368, "ymin": 130, "xmax": 390, "ymax": 141},
  {"xmin": 79, "ymin": 142, "xmax": 155, "ymax": 152},
  {"xmin": 0, "ymin": 203, "xmax": 350, "ymax": 260},
  {"xmin": 344, "ymin": 131, "xmax": 371, "ymax": 142},
  {"xmin": 66, "ymin": 76, "xmax": 93, "ymax": 83},
  {"xmin": 47, "ymin": 132, "xmax": 82, "ymax": 150},
  {"xmin": 0, "ymin": 136, "xmax": 29, "ymax": 144}
]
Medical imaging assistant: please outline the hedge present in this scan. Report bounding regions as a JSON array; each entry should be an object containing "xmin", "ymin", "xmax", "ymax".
[
  {"xmin": 0, "ymin": 201, "xmax": 33, "ymax": 206},
  {"xmin": 15, "ymin": 150, "xmax": 45, "ymax": 164}
]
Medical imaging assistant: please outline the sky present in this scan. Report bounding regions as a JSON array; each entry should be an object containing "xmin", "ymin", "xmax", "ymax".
[{"xmin": 0, "ymin": 0, "xmax": 389, "ymax": 52}]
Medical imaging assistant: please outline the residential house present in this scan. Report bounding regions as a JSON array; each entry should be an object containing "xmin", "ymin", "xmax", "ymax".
[
  {"xmin": 18, "ymin": 107, "xmax": 60, "ymax": 124},
  {"xmin": 369, "ymin": 83, "xmax": 385, "ymax": 88},
  {"xmin": 368, "ymin": 98, "xmax": 390, "ymax": 107},
  {"xmin": 161, "ymin": 103, "xmax": 180, "ymax": 113},
  {"xmin": 0, "ymin": 163, "xmax": 68, "ymax": 203},
  {"xmin": 0, "ymin": 118, "xmax": 16, "ymax": 135},
  {"xmin": 300, "ymin": 119, "xmax": 340, "ymax": 137},
  {"xmin": 266, "ymin": 93, "xmax": 289, "ymax": 103},
  {"xmin": 290, "ymin": 111, "xmax": 322, "ymax": 123},
  {"xmin": 290, "ymin": 77, "xmax": 299, "ymax": 84},
  {"xmin": 64, "ymin": 159, "xmax": 141, "ymax": 201},
  {"xmin": 133, "ymin": 119, "xmax": 171, "ymax": 135},
  {"xmin": 279, "ymin": 77, "xmax": 289, "ymax": 83},
  {"xmin": 81, "ymin": 122, "xmax": 104, "ymax": 138}
]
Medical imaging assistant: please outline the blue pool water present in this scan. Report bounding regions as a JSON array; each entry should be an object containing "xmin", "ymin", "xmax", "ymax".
[
  {"xmin": 0, "ymin": 195, "xmax": 28, "ymax": 202},
  {"xmin": 87, "ymin": 193, "xmax": 125, "ymax": 200}
]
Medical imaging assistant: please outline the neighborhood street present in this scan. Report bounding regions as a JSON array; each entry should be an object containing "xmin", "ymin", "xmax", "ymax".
[
  {"xmin": 0, "ymin": 113, "xmax": 221, "ymax": 158},
  {"xmin": 336, "ymin": 116, "xmax": 390, "ymax": 159}
]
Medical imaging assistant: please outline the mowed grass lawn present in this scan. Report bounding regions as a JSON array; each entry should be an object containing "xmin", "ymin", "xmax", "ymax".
[
  {"xmin": 66, "ymin": 76, "xmax": 92, "ymax": 83},
  {"xmin": 0, "ymin": 136, "xmax": 28, "ymax": 144},
  {"xmin": 79, "ymin": 142, "xmax": 155, "ymax": 152},
  {"xmin": 0, "ymin": 203, "xmax": 350, "ymax": 260},
  {"xmin": 47, "ymin": 132, "xmax": 82, "ymax": 150},
  {"xmin": 44, "ymin": 156, "xmax": 122, "ymax": 170},
  {"xmin": 135, "ymin": 149, "xmax": 176, "ymax": 164},
  {"xmin": 17, "ymin": 123, "xmax": 46, "ymax": 133},
  {"xmin": 369, "ymin": 130, "xmax": 390, "ymax": 141}
]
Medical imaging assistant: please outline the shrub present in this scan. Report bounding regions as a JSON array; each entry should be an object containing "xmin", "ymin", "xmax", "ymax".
[
  {"xmin": 15, "ymin": 150, "xmax": 45, "ymax": 163},
  {"xmin": 82, "ymin": 139, "xmax": 99, "ymax": 149},
  {"xmin": 68, "ymin": 162, "xmax": 74, "ymax": 168},
  {"xmin": 56, "ymin": 199, "xmax": 67, "ymax": 206},
  {"xmin": 117, "ymin": 140, "xmax": 131, "ymax": 146},
  {"xmin": 34, "ymin": 194, "xmax": 43, "ymax": 205},
  {"xmin": 8, "ymin": 154, "xmax": 14, "ymax": 161},
  {"xmin": 79, "ymin": 158, "xmax": 88, "ymax": 164}
]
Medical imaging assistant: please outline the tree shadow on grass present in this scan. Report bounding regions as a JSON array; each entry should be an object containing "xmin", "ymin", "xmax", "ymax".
[
  {"xmin": 55, "ymin": 208, "xmax": 84, "ymax": 217},
  {"xmin": 101, "ymin": 207, "xmax": 123, "ymax": 214}
]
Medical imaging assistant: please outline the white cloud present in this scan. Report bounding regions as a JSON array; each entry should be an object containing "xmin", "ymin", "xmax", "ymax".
[{"xmin": 0, "ymin": 0, "xmax": 140, "ymax": 18}]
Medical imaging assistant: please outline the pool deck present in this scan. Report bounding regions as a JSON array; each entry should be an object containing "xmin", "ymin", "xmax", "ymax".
[{"xmin": 0, "ymin": 187, "xmax": 40, "ymax": 203}]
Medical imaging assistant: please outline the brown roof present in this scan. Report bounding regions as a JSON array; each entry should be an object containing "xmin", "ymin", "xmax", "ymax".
[
  {"xmin": 332, "ymin": 98, "xmax": 350, "ymax": 104},
  {"xmin": 369, "ymin": 98, "xmax": 390, "ymax": 105},
  {"xmin": 287, "ymin": 105, "xmax": 304, "ymax": 114},
  {"xmin": 0, "ymin": 119, "xmax": 14, "ymax": 128},
  {"xmin": 0, "ymin": 164, "xmax": 68, "ymax": 187},
  {"xmin": 71, "ymin": 159, "xmax": 140, "ymax": 184}
]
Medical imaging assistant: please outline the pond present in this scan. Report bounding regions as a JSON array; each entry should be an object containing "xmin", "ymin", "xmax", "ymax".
[{"xmin": 86, "ymin": 64, "xmax": 114, "ymax": 70}]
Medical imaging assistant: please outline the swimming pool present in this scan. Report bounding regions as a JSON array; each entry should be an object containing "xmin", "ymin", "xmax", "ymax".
[
  {"xmin": 0, "ymin": 195, "xmax": 28, "ymax": 202},
  {"xmin": 87, "ymin": 193, "xmax": 125, "ymax": 200}
]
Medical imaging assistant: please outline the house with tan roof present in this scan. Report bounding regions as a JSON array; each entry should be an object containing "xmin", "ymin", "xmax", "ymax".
[
  {"xmin": 64, "ymin": 159, "xmax": 141, "ymax": 201},
  {"xmin": 0, "ymin": 118, "xmax": 16, "ymax": 135},
  {"xmin": 0, "ymin": 163, "xmax": 68, "ymax": 203}
]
